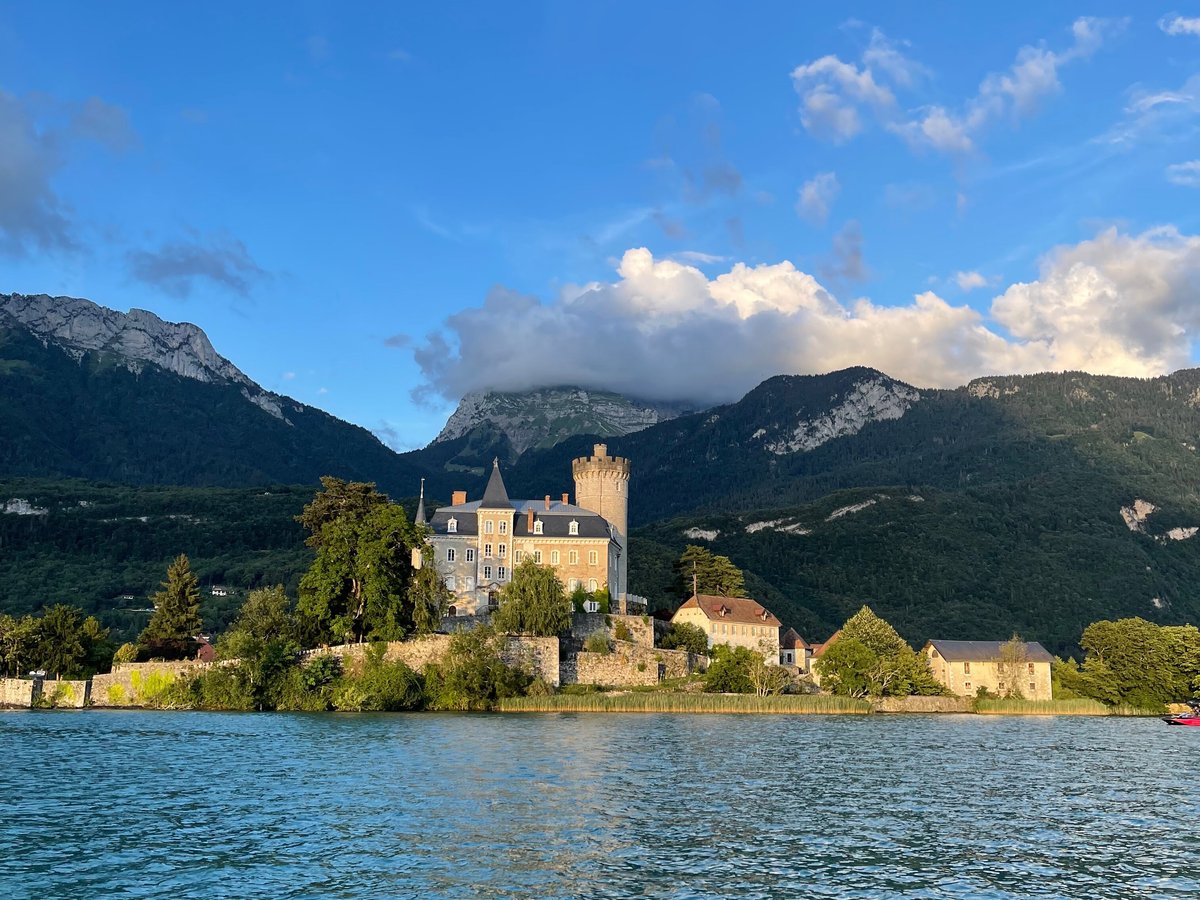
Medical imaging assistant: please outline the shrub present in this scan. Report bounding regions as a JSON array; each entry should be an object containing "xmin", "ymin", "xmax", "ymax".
[
  {"xmin": 703, "ymin": 645, "xmax": 756, "ymax": 693},
  {"xmin": 585, "ymin": 631, "xmax": 611, "ymax": 655},
  {"xmin": 613, "ymin": 621, "xmax": 632, "ymax": 642},
  {"xmin": 112, "ymin": 643, "xmax": 139, "ymax": 666},
  {"xmin": 660, "ymin": 622, "xmax": 709, "ymax": 655},
  {"xmin": 424, "ymin": 626, "xmax": 532, "ymax": 710}
]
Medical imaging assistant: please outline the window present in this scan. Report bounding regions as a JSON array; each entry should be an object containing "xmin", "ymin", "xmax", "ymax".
[
  {"xmin": 484, "ymin": 543, "xmax": 493, "ymax": 557},
  {"xmin": 447, "ymin": 518, "xmax": 457, "ymax": 533},
  {"xmin": 710, "ymin": 623, "xmax": 715, "ymax": 633},
  {"xmin": 498, "ymin": 544, "xmax": 507, "ymax": 558},
  {"xmin": 446, "ymin": 548, "xmax": 456, "ymax": 562},
  {"xmin": 499, "ymin": 521, "xmax": 508, "ymax": 534},
  {"xmin": 466, "ymin": 548, "xmax": 475, "ymax": 562},
  {"xmin": 483, "ymin": 565, "xmax": 492, "ymax": 580},
  {"xmin": 569, "ymin": 550, "xmax": 578, "ymax": 564},
  {"xmin": 588, "ymin": 579, "xmax": 597, "ymax": 592},
  {"xmin": 514, "ymin": 550, "xmax": 524, "ymax": 563},
  {"xmin": 484, "ymin": 520, "xmax": 494, "ymax": 534},
  {"xmin": 1028, "ymin": 682, "xmax": 1036, "ymax": 693},
  {"xmin": 551, "ymin": 550, "xmax": 560, "ymax": 565},
  {"xmin": 589, "ymin": 550, "xmax": 598, "ymax": 566},
  {"xmin": 721, "ymin": 623, "xmax": 727, "ymax": 634},
  {"xmin": 1027, "ymin": 663, "xmax": 1035, "ymax": 674},
  {"xmin": 963, "ymin": 662, "xmax": 971, "ymax": 674},
  {"xmin": 498, "ymin": 566, "xmax": 507, "ymax": 580},
  {"xmin": 568, "ymin": 578, "xmax": 579, "ymax": 591},
  {"xmin": 464, "ymin": 577, "xmax": 474, "ymax": 591},
  {"xmin": 534, "ymin": 550, "xmax": 543, "ymax": 563},
  {"xmin": 533, "ymin": 521, "xmax": 543, "ymax": 535},
  {"xmin": 569, "ymin": 520, "xmax": 579, "ymax": 536},
  {"xmin": 964, "ymin": 681, "xmax": 972, "ymax": 689},
  {"xmin": 445, "ymin": 575, "xmax": 456, "ymax": 591}
]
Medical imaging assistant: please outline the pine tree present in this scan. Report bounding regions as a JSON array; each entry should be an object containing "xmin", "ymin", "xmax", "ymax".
[
  {"xmin": 139, "ymin": 554, "xmax": 204, "ymax": 659},
  {"xmin": 672, "ymin": 545, "xmax": 746, "ymax": 598}
]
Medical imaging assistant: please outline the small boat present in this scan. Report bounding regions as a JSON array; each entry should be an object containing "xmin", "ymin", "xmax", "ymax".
[{"xmin": 1163, "ymin": 701, "xmax": 1200, "ymax": 726}]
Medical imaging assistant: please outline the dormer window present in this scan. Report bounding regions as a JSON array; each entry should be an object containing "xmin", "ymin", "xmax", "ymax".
[
  {"xmin": 533, "ymin": 521, "xmax": 543, "ymax": 535},
  {"xmin": 447, "ymin": 518, "xmax": 457, "ymax": 534},
  {"xmin": 568, "ymin": 520, "xmax": 579, "ymax": 536}
]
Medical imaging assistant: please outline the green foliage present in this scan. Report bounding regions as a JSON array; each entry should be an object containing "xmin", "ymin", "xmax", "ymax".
[
  {"xmin": 424, "ymin": 626, "xmax": 532, "ymax": 710},
  {"xmin": 1056, "ymin": 617, "xmax": 1200, "ymax": 709},
  {"xmin": 409, "ymin": 564, "xmax": 451, "ymax": 635},
  {"xmin": 659, "ymin": 622, "xmax": 709, "ymax": 655},
  {"xmin": 112, "ymin": 642, "xmax": 138, "ymax": 665},
  {"xmin": 673, "ymin": 545, "xmax": 745, "ymax": 599},
  {"xmin": 816, "ymin": 606, "xmax": 942, "ymax": 698},
  {"xmin": 491, "ymin": 559, "xmax": 571, "ymax": 636},
  {"xmin": 584, "ymin": 631, "xmax": 611, "ymax": 654},
  {"xmin": 296, "ymin": 481, "xmax": 422, "ymax": 644},
  {"xmin": 139, "ymin": 554, "xmax": 203, "ymax": 660},
  {"xmin": 703, "ymin": 644, "xmax": 757, "ymax": 693},
  {"xmin": 0, "ymin": 606, "xmax": 111, "ymax": 678},
  {"xmin": 330, "ymin": 648, "xmax": 424, "ymax": 712},
  {"xmin": 612, "ymin": 621, "xmax": 632, "ymax": 643}
]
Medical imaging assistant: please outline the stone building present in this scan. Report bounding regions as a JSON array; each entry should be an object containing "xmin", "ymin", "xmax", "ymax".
[
  {"xmin": 423, "ymin": 444, "xmax": 631, "ymax": 616},
  {"xmin": 922, "ymin": 639, "xmax": 1054, "ymax": 701},
  {"xmin": 779, "ymin": 627, "xmax": 812, "ymax": 672},
  {"xmin": 670, "ymin": 594, "xmax": 783, "ymax": 663}
]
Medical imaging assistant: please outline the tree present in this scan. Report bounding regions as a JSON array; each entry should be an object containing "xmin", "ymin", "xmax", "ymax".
[
  {"xmin": 0, "ymin": 614, "xmax": 40, "ymax": 678},
  {"xmin": 297, "ymin": 497, "xmax": 421, "ymax": 645},
  {"xmin": 424, "ymin": 626, "xmax": 532, "ymax": 710},
  {"xmin": 747, "ymin": 640, "xmax": 792, "ymax": 696},
  {"xmin": 660, "ymin": 622, "xmax": 709, "ymax": 655},
  {"xmin": 996, "ymin": 634, "xmax": 1029, "ymax": 699},
  {"xmin": 139, "ymin": 554, "xmax": 203, "ymax": 660},
  {"xmin": 815, "ymin": 606, "xmax": 941, "ymax": 697},
  {"xmin": 295, "ymin": 477, "xmax": 390, "ymax": 546},
  {"xmin": 408, "ymin": 565, "xmax": 451, "ymax": 636},
  {"xmin": 1074, "ymin": 617, "xmax": 1200, "ymax": 708},
  {"xmin": 703, "ymin": 644, "xmax": 757, "ymax": 693},
  {"xmin": 672, "ymin": 546, "xmax": 745, "ymax": 598},
  {"xmin": 492, "ymin": 559, "xmax": 571, "ymax": 636}
]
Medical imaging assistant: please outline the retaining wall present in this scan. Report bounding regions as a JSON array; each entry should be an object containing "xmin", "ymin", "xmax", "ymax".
[
  {"xmin": 91, "ymin": 661, "xmax": 210, "ymax": 708},
  {"xmin": 307, "ymin": 635, "xmax": 561, "ymax": 686},
  {"xmin": 0, "ymin": 678, "xmax": 35, "ymax": 707},
  {"xmin": 570, "ymin": 613, "xmax": 654, "ymax": 648},
  {"xmin": 869, "ymin": 695, "xmax": 973, "ymax": 714},
  {"xmin": 575, "ymin": 642, "xmax": 697, "ymax": 687}
]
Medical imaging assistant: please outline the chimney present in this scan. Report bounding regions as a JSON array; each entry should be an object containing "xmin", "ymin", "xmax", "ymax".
[
  {"xmin": 562, "ymin": 492, "xmax": 570, "ymax": 505},
  {"xmin": 452, "ymin": 490, "xmax": 467, "ymax": 506},
  {"xmin": 527, "ymin": 508, "xmax": 534, "ymax": 531},
  {"xmin": 544, "ymin": 495, "xmax": 551, "ymax": 510}
]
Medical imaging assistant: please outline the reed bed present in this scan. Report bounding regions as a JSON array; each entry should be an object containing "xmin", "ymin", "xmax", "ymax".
[
  {"xmin": 497, "ymin": 692, "xmax": 872, "ymax": 714},
  {"xmin": 974, "ymin": 698, "xmax": 1132, "ymax": 716}
]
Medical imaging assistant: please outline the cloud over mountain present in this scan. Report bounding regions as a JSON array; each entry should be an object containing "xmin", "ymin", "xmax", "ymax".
[{"xmin": 409, "ymin": 227, "xmax": 1200, "ymax": 405}]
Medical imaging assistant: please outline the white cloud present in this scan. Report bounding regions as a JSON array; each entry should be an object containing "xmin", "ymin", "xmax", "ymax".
[
  {"xmin": 412, "ymin": 228, "xmax": 1200, "ymax": 405},
  {"xmin": 1166, "ymin": 161, "xmax": 1200, "ymax": 186},
  {"xmin": 796, "ymin": 172, "xmax": 841, "ymax": 224},
  {"xmin": 282, "ymin": 371, "xmax": 296, "ymax": 380},
  {"xmin": 673, "ymin": 250, "xmax": 728, "ymax": 265},
  {"xmin": 793, "ymin": 19, "xmax": 1120, "ymax": 156},
  {"xmin": 955, "ymin": 271, "xmax": 989, "ymax": 291},
  {"xmin": 1105, "ymin": 75, "xmax": 1200, "ymax": 146},
  {"xmin": 1160, "ymin": 15, "xmax": 1200, "ymax": 37}
]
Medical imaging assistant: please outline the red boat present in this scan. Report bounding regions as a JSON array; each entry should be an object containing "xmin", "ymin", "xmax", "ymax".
[{"xmin": 1163, "ymin": 701, "xmax": 1200, "ymax": 726}]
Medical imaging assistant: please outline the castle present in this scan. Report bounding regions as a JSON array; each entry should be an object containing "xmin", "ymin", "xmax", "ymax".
[{"xmin": 420, "ymin": 444, "xmax": 632, "ymax": 616}]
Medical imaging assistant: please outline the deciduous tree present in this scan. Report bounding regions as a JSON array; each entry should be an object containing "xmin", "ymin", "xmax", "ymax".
[{"xmin": 492, "ymin": 559, "xmax": 571, "ymax": 636}]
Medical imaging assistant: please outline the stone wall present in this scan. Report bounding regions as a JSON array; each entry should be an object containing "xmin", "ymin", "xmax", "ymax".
[
  {"xmin": 869, "ymin": 695, "xmax": 973, "ymax": 714},
  {"xmin": 0, "ymin": 678, "xmax": 35, "ymax": 707},
  {"xmin": 306, "ymin": 635, "xmax": 561, "ymax": 687},
  {"xmin": 41, "ymin": 679, "xmax": 90, "ymax": 708},
  {"xmin": 575, "ymin": 642, "xmax": 697, "ymax": 687},
  {"xmin": 569, "ymin": 612, "xmax": 654, "ymax": 648},
  {"xmin": 91, "ymin": 661, "xmax": 209, "ymax": 708}
]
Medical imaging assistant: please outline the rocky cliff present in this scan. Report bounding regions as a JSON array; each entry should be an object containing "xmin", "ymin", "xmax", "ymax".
[{"xmin": 433, "ymin": 386, "xmax": 694, "ymax": 456}]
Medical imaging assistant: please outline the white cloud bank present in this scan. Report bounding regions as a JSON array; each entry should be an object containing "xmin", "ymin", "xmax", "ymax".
[
  {"xmin": 410, "ymin": 227, "xmax": 1200, "ymax": 405},
  {"xmin": 1160, "ymin": 15, "xmax": 1200, "ymax": 37}
]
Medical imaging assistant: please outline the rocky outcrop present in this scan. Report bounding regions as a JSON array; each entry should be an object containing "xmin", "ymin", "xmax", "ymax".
[
  {"xmin": 0, "ymin": 293, "xmax": 289, "ymax": 421},
  {"xmin": 433, "ymin": 386, "xmax": 694, "ymax": 455},
  {"xmin": 759, "ymin": 376, "xmax": 920, "ymax": 455}
]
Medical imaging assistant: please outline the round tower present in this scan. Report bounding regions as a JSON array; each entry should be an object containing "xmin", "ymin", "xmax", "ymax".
[{"xmin": 572, "ymin": 443, "xmax": 630, "ymax": 539}]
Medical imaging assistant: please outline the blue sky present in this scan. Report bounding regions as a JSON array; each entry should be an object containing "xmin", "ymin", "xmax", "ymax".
[{"xmin": 1, "ymin": 3, "xmax": 1199, "ymax": 448}]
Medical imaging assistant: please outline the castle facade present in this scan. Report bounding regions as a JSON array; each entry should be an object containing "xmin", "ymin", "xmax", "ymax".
[{"xmin": 422, "ymin": 444, "xmax": 631, "ymax": 616}]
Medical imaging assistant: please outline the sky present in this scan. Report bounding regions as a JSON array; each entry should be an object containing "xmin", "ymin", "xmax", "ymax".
[{"xmin": 1, "ymin": 3, "xmax": 1199, "ymax": 449}]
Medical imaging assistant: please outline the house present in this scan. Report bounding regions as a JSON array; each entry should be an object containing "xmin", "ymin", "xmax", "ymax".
[
  {"xmin": 210, "ymin": 585, "xmax": 230, "ymax": 597},
  {"xmin": 424, "ymin": 444, "xmax": 632, "ymax": 616},
  {"xmin": 807, "ymin": 630, "xmax": 841, "ymax": 686},
  {"xmin": 670, "ymin": 594, "xmax": 782, "ymax": 663},
  {"xmin": 779, "ymin": 628, "xmax": 812, "ymax": 672},
  {"xmin": 923, "ymin": 640, "xmax": 1054, "ymax": 701}
]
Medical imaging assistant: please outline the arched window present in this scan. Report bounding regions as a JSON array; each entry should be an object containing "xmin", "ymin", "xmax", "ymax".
[
  {"xmin": 445, "ymin": 575, "xmax": 456, "ymax": 591},
  {"xmin": 466, "ymin": 548, "xmax": 475, "ymax": 562},
  {"xmin": 568, "ymin": 520, "xmax": 579, "ymax": 536},
  {"xmin": 464, "ymin": 576, "xmax": 474, "ymax": 591},
  {"xmin": 533, "ymin": 521, "xmax": 543, "ymax": 535},
  {"xmin": 447, "ymin": 518, "xmax": 457, "ymax": 534},
  {"xmin": 446, "ymin": 548, "xmax": 456, "ymax": 562},
  {"xmin": 588, "ymin": 579, "xmax": 598, "ymax": 592},
  {"xmin": 568, "ymin": 578, "xmax": 579, "ymax": 591}
]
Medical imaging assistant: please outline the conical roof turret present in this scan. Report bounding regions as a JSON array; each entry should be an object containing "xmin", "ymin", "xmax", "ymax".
[
  {"xmin": 414, "ymin": 478, "xmax": 427, "ymax": 525},
  {"xmin": 479, "ymin": 458, "xmax": 513, "ymax": 509}
]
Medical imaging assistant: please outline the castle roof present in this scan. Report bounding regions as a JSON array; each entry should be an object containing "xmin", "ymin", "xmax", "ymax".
[
  {"xmin": 673, "ymin": 594, "xmax": 782, "ymax": 628},
  {"xmin": 780, "ymin": 627, "xmax": 810, "ymax": 650},
  {"xmin": 924, "ymin": 640, "xmax": 1054, "ymax": 663},
  {"xmin": 428, "ymin": 500, "xmax": 612, "ymax": 539},
  {"xmin": 479, "ymin": 458, "xmax": 512, "ymax": 509}
]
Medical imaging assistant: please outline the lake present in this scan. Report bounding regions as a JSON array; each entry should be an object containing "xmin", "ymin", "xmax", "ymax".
[{"xmin": 1, "ymin": 711, "xmax": 1197, "ymax": 898}]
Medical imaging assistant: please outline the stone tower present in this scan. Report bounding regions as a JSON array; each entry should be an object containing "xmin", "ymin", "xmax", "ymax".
[{"xmin": 573, "ymin": 443, "xmax": 631, "ymax": 608}]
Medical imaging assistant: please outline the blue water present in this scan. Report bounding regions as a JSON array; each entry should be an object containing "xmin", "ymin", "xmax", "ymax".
[{"xmin": 1, "ymin": 711, "xmax": 1198, "ymax": 898}]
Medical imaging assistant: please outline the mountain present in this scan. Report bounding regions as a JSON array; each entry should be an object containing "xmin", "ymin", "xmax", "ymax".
[
  {"xmin": 432, "ymin": 386, "xmax": 694, "ymax": 461},
  {"xmin": 0, "ymin": 293, "xmax": 423, "ymax": 493}
]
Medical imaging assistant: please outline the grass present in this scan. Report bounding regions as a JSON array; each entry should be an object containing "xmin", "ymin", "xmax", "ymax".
[
  {"xmin": 497, "ymin": 692, "xmax": 872, "ymax": 714},
  {"xmin": 974, "ymin": 698, "xmax": 1160, "ymax": 716}
]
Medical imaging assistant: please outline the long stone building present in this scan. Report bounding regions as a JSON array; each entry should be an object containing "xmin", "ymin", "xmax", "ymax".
[{"xmin": 421, "ymin": 443, "xmax": 631, "ymax": 615}]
